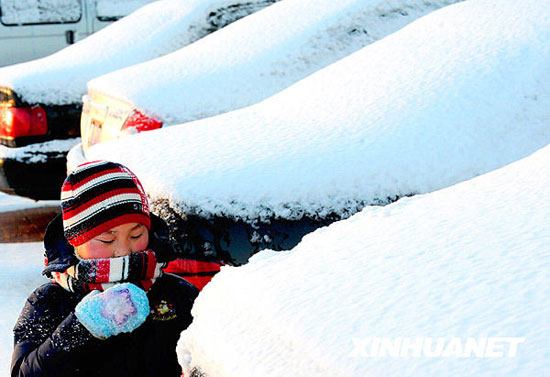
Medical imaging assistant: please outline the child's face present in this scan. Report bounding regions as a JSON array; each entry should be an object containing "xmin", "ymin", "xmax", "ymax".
[{"xmin": 75, "ymin": 222, "xmax": 149, "ymax": 259}]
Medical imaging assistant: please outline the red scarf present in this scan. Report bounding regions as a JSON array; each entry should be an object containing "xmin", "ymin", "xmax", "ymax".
[{"xmin": 52, "ymin": 250, "xmax": 165, "ymax": 293}]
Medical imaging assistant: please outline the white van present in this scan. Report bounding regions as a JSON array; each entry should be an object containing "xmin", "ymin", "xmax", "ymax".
[{"xmin": 0, "ymin": 0, "xmax": 156, "ymax": 67}]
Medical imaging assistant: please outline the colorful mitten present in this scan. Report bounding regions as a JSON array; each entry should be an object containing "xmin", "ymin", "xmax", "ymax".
[{"xmin": 75, "ymin": 283, "xmax": 150, "ymax": 339}]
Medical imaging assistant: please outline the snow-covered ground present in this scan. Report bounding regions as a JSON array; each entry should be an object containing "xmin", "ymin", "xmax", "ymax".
[
  {"xmin": 178, "ymin": 143, "xmax": 550, "ymax": 377},
  {"xmin": 0, "ymin": 0, "xmax": 277, "ymax": 106},
  {"xmin": 0, "ymin": 243, "xmax": 46, "ymax": 374},
  {"xmin": 0, "ymin": 193, "xmax": 58, "ymax": 372},
  {"xmin": 0, "ymin": 192, "xmax": 58, "ymax": 213},
  {"xmin": 82, "ymin": 0, "xmax": 550, "ymax": 224},
  {"xmin": 86, "ymin": 0, "xmax": 461, "ymax": 126}
]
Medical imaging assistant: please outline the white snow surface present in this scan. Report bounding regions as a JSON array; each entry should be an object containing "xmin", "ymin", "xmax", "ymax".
[
  {"xmin": 87, "ymin": 0, "xmax": 462, "ymax": 125},
  {"xmin": 0, "ymin": 243, "xmax": 47, "ymax": 374},
  {"xmin": 0, "ymin": 193, "xmax": 57, "ymax": 213},
  {"xmin": 0, "ymin": 0, "xmax": 276, "ymax": 105},
  {"xmin": 84, "ymin": 0, "xmax": 550, "ymax": 222},
  {"xmin": 178, "ymin": 143, "xmax": 550, "ymax": 377},
  {"xmin": 0, "ymin": 138, "xmax": 79, "ymax": 163}
]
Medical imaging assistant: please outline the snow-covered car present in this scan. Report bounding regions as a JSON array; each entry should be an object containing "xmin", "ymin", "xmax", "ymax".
[
  {"xmin": 70, "ymin": 0, "xmax": 550, "ymax": 267},
  {"xmin": 0, "ymin": 0, "xmax": 278, "ymax": 199},
  {"xmin": 178, "ymin": 143, "xmax": 550, "ymax": 377},
  {"xmin": 79, "ymin": 0, "xmax": 462, "ymax": 152}
]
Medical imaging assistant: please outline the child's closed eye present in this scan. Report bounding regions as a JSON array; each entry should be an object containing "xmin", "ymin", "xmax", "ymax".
[{"xmin": 131, "ymin": 233, "xmax": 143, "ymax": 240}]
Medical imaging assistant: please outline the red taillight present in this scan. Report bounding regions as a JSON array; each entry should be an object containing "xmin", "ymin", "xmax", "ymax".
[
  {"xmin": 0, "ymin": 106, "xmax": 47, "ymax": 139},
  {"xmin": 120, "ymin": 110, "xmax": 162, "ymax": 136}
]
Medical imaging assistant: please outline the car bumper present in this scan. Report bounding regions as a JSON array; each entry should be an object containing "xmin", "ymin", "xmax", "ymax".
[{"xmin": 0, "ymin": 138, "xmax": 80, "ymax": 200}]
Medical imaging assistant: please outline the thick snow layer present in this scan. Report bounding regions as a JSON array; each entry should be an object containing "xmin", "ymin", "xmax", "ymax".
[
  {"xmin": 0, "ymin": 138, "xmax": 79, "ymax": 163},
  {"xmin": 178, "ymin": 143, "xmax": 550, "ymax": 377},
  {"xmin": 88, "ymin": 0, "xmax": 461, "ymax": 125},
  {"xmin": 0, "ymin": 0, "xmax": 277, "ymax": 105},
  {"xmin": 84, "ymin": 0, "xmax": 550, "ymax": 222},
  {"xmin": 0, "ymin": 243, "xmax": 47, "ymax": 374}
]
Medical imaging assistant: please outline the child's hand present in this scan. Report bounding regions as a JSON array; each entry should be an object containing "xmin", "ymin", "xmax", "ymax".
[{"xmin": 75, "ymin": 283, "xmax": 150, "ymax": 339}]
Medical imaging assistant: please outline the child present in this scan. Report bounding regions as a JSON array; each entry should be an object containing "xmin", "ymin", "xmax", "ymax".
[{"xmin": 11, "ymin": 160, "xmax": 199, "ymax": 377}]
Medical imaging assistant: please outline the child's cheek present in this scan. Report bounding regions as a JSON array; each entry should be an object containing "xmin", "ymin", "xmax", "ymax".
[
  {"xmin": 135, "ymin": 234, "xmax": 149, "ymax": 252},
  {"xmin": 77, "ymin": 242, "xmax": 115, "ymax": 259}
]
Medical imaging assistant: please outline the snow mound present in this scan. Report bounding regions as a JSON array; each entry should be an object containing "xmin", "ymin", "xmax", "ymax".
[
  {"xmin": 0, "ymin": 243, "xmax": 46, "ymax": 373},
  {"xmin": 88, "ymin": 0, "xmax": 462, "ymax": 125},
  {"xmin": 179, "ymin": 142, "xmax": 550, "ymax": 377},
  {"xmin": 86, "ymin": 0, "xmax": 550, "ymax": 222}
]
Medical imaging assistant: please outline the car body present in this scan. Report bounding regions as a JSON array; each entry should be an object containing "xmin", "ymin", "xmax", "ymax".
[
  {"xmin": 0, "ymin": 0, "xmax": 279, "ymax": 199},
  {"xmin": 70, "ymin": 0, "xmax": 550, "ymax": 270},
  {"xmin": 0, "ymin": 0, "xmax": 158, "ymax": 67},
  {"xmin": 79, "ymin": 0, "xmax": 462, "ymax": 153}
]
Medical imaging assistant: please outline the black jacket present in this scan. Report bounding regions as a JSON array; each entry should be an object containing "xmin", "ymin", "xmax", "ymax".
[{"xmin": 11, "ymin": 214, "xmax": 199, "ymax": 377}]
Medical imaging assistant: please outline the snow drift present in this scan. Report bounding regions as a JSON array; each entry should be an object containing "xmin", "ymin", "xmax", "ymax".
[
  {"xmin": 178, "ymin": 141, "xmax": 550, "ymax": 376},
  {"xmin": 86, "ymin": 0, "xmax": 462, "ymax": 125}
]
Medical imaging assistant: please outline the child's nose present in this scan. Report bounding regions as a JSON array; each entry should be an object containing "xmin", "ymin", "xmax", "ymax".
[{"xmin": 114, "ymin": 241, "xmax": 134, "ymax": 257}]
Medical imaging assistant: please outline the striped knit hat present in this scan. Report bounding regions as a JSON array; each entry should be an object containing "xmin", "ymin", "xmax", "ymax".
[{"xmin": 61, "ymin": 160, "xmax": 151, "ymax": 247}]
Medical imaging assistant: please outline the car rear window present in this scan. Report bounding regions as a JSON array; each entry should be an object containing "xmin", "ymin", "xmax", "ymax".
[
  {"xmin": 95, "ymin": 0, "xmax": 157, "ymax": 21},
  {"xmin": 0, "ymin": 0, "xmax": 81, "ymax": 25}
]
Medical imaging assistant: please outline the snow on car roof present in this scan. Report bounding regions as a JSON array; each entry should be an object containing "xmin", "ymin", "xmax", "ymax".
[
  {"xmin": 178, "ymin": 141, "xmax": 550, "ymax": 376},
  {"xmin": 87, "ymin": 0, "xmax": 463, "ymax": 126},
  {"xmin": 0, "ymin": 0, "xmax": 278, "ymax": 105},
  {"xmin": 84, "ymin": 0, "xmax": 550, "ymax": 223}
]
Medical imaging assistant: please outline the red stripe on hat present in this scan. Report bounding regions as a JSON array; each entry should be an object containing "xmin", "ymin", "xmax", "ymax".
[
  {"xmin": 67, "ymin": 167, "xmax": 123, "ymax": 191},
  {"xmin": 62, "ymin": 187, "xmax": 143, "ymax": 219},
  {"xmin": 67, "ymin": 213, "xmax": 151, "ymax": 247},
  {"xmin": 62, "ymin": 166, "xmax": 118, "ymax": 195}
]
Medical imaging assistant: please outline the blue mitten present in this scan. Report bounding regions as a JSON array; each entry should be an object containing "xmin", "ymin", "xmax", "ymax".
[{"xmin": 75, "ymin": 283, "xmax": 150, "ymax": 339}]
